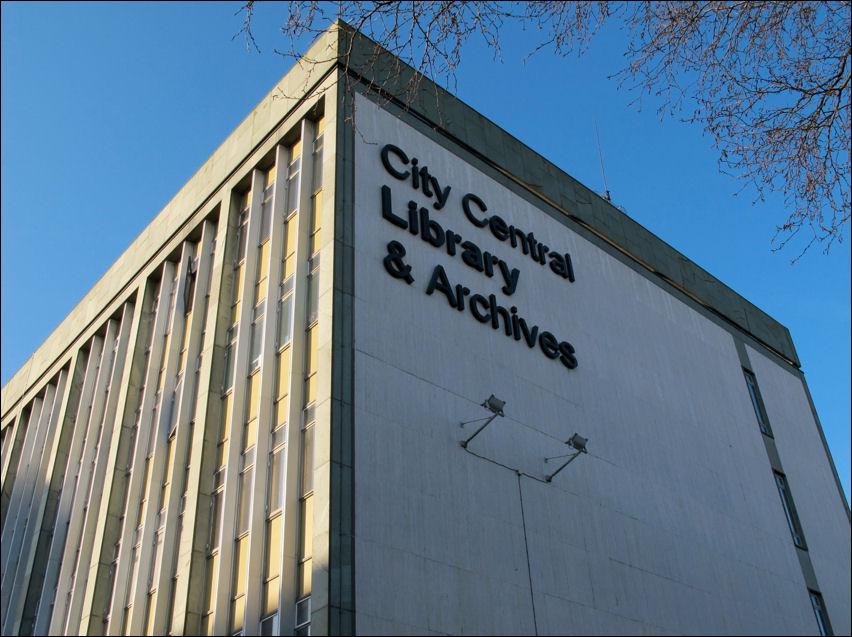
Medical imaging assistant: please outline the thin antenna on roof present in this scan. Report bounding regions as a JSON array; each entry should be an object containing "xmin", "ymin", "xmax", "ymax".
[{"xmin": 595, "ymin": 121, "xmax": 612, "ymax": 202}]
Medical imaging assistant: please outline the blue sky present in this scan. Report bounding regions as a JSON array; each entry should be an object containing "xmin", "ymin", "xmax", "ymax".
[{"xmin": 2, "ymin": 2, "xmax": 849, "ymax": 505}]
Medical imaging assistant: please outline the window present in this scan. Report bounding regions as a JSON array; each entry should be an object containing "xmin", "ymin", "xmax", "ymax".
[
  {"xmin": 295, "ymin": 596, "xmax": 311, "ymax": 635},
  {"xmin": 230, "ymin": 536, "xmax": 249, "ymax": 633},
  {"xmin": 244, "ymin": 372, "xmax": 260, "ymax": 452},
  {"xmin": 306, "ymin": 255, "xmax": 320, "ymax": 325},
  {"xmin": 231, "ymin": 262, "xmax": 245, "ymax": 326},
  {"xmin": 809, "ymin": 590, "xmax": 833, "ymax": 636},
  {"xmin": 774, "ymin": 472, "xmax": 807, "ymax": 549},
  {"xmin": 255, "ymin": 241, "xmax": 270, "ymax": 305},
  {"xmin": 282, "ymin": 215, "xmax": 297, "ymax": 283},
  {"xmin": 268, "ymin": 447, "xmax": 285, "ymax": 514},
  {"xmin": 223, "ymin": 328, "xmax": 237, "ymax": 392},
  {"xmin": 308, "ymin": 119, "xmax": 323, "ymax": 256},
  {"xmin": 160, "ymin": 437, "xmax": 175, "ymax": 512},
  {"xmin": 262, "ymin": 514, "xmax": 282, "ymax": 628},
  {"xmin": 743, "ymin": 369, "xmax": 773, "ymax": 436},
  {"xmin": 259, "ymin": 165, "xmax": 275, "ymax": 242},
  {"xmin": 260, "ymin": 613, "xmax": 279, "ymax": 636},
  {"xmin": 250, "ymin": 303, "xmax": 265, "ymax": 368},
  {"xmin": 183, "ymin": 256, "xmax": 198, "ymax": 314},
  {"xmin": 237, "ymin": 469, "xmax": 253, "ymax": 536},
  {"xmin": 278, "ymin": 292, "xmax": 293, "ymax": 349},
  {"xmin": 178, "ymin": 310, "xmax": 192, "ymax": 373},
  {"xmin": 235, "ymin": 192, "xmax": 251, "ymax": 266},
  {"xmin": 287, "ymin": 141, "xmax": 301, "ymax": 214},
  {"xmin": 145, "ymin": 589, "xmax": 157, "ymax": 636}
]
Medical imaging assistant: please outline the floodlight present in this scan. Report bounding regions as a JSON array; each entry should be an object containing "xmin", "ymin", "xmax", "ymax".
[
  {"xmin": 566, "ymin": 433, "xmax": 588, "ymax": 453},
  {"xmin": 544, "ymin": 432, "xmax": 589, "ymax": 482},
  {"xmin": 460, "ymin": 395, "xmax": 506, "ymax": 448},
  {"xmin": 482, "ymin": 394, "xmax": 506, "ymax": 416}
]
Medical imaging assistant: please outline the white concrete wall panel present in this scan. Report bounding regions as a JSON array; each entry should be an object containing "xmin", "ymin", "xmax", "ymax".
[
  {"xmin": 352, "ymin": 94, "xmax": 837, "ymax": 635},
  {"xmin": 747, "ymin": 345, "xmax": 852, "ymax": 635}
]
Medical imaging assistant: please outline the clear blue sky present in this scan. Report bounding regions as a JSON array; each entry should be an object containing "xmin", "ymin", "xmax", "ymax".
[{"xmin": 2, "ymin": 2, "xmax": 849, "ymax": 505}]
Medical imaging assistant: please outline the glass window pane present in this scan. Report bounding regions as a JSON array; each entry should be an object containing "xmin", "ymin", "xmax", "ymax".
[
  {"xmin": 234, "ymin": 537, "xmax": 249, "ymax": 594},
  {"xmin": 274, "ymin": 399, "xmax": 288, "ymax": 430},
  {"xmin": 263, "ymin": 576, "xmax": 280, "ymax": 617},
  {"xmin": 775, "ymin": 472, "xmax": 806, "ymax": 548},
  {"xmin": 237, "ymin": 222, "xmax": 248, "ymax": 263},
  {"xmin": 306, "ymin": 326, "xmax": 318, "ymax": 374},
  {"xmin": 182, "ymin": 310, "xmax": 193, "ymax": 347},
  {"xmin": 311, "ymin": 190, "xmax": 322, "ymax": 233},
  {"xmin": 743, "ymin": 370, "xmax": 772, "ymax": 436},
  {"xmin": 234, "ymin": 264, "xmax": 244, "ymax": 304},
  {"xmin": 247, "ymin": 372, "xmax": 260, "ymax": 421},
  {"xmin": 266, "ymin": 515, "xmax": 282, "ymax": 577},
  {"xmin": 283, "ymin": 254, "xmax": 296, "ymax": 281},
  {"xmin": 204, "ymin": 553, "xmax": 219, "ymax": 611},
  {"xmin": 240, "ymin": 190, "xmax": 252, "ymax": 212},
  {"xmin": 306, "ymin": 274, "xmax": 319, "ymax": 324},
  {"xmin": 164, "ymin": 439, "xmax": 175, "ymax": 479},
  {"xmin": 260, "ymin": 613, "xmax": 278, "ymax": 636},
  {"xmin": 268, "ymin": 450, "xmax": 284, "ymax": 513},
  {"xmin": 145, "ymin": 590, "xmax": 157, "ymax": 636},
  {"xmin": 238, "ymin": 471, "xmax": 252, "ymax": 535},
  {"xmin": 300, "ymin": 495, "xmax": 313, "ymax": 557},
  {"xmin": 310, "ymin": 229, "xmax": 321, "ymax": 258},
  {"xmin": 297, "ymin": 558, "xmax": 312, "ymax": 597},
  {"xmin": 255, "ymin": 280, "xmax": 267, "ymax": 305},
  {"xmin": 220, "ymin": 394, "xmax": 232, "ymax": 442},
  {"xmin": 230, "ymin": 595, "xmax": 245, "ymax": 633},
  {"xmin": 250, "ymin": 317, "xmax": 264, "ymax": 364},
  {"xmin": 161, "ymin": 481, "xmax": 171, "ymax": 514},
  {"xmin": 312, "ymin": 147, "xmax": 323, "ymax": 188},
  {"xmin": 303, "ymin": 404, "xmax": 316, "ymax": 428},
  {"xmin": 142, "ymin": 458, "xmax": 153, "ymax": 498},
  {"xmin": 273, "ymin": 422, "xmax": 287, "ymax": 448},
  {"xmin": 244, "ymin": 419, "xmax": 257, "ymax": 452},
  {"xmin": 288, "ymin": 174, "xmax": 300, "ymax": 213},
  {"xmin": 260, "ymin": 199, "xmax": 272, "ymax": 242},
  {"xmin": 810, "ymin": 591, "xmax": 829, "ymax": 636},
  {"xmin": 231, "ymin": 299, "xmax": 241, "ymax": 328},
  {"xmin": 210, "ymin": 492, "xmax": 221, "ymax": 548},
  {"xmin": 277, "ymin": 348, "xmax": 291, "ymax": 398},
  {"xmin": 285, "ymin": 217, "xmax": 297, "ymax": 257},
  {"xmin": 290, "ymin": 140, "xmax": 302, "ymax": 165},
  {"xmin": 258, "ymin": 241, "xmax": 270, "ymax": 283},
  {"xmin": 296, "ymin": 597, "xmax": 311, "ymax": 625},
  {"xmin": 301, "ymin": 427, "xmax": 314, "ymax": 495},
  {"xmin": 304, "ymin": 374, "xmax": 316, "ymax": 405},
  {"xmin": 224, "ymin": 342, "xmax": 235, "ymax": 391},
  {"xmin": 152, "ymin": 532, "xmax": 164, "ymax": 582},
  {"xmin": 216, "ymin": 441, "xmax": 227, "ymax": 469},
  {"xmin": 278, "ymin": 296, "xmax": 293, "ymax": 348}
]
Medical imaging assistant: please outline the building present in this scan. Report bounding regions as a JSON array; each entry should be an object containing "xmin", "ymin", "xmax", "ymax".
[{"xmin": 1, "ymin": 21, "xmax": 849, "ymax": 636}]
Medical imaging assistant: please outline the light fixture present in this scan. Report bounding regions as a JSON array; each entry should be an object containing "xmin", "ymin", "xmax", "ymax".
[
  {"xmin": 460, "ymin": 394, "xmax": 506, "ymax": 448},
  {"xmin": 566, "ymin": 433, "xmax": 587, "ymax": 453},
  {"xmin": 544, "ymin": 432, "xmax": 589, "ymax": 482},
  {"xmin": 482, "ymin": 394, "xmax": 505, "ymax": 416}
]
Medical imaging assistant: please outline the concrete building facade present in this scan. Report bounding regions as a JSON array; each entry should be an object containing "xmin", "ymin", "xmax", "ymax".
[{"xmin": 1, "ymin": 22, "xmax": 849, "ymax": 636}]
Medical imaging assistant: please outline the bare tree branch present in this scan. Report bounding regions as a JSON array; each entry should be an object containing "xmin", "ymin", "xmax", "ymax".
[{"xmin": 238, "ymin": 1, "xmax": 851, "ymax": 259}]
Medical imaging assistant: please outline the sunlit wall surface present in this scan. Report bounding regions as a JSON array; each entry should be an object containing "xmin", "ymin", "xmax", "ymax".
[
  {"xmin": 2, "ymin": 22, "xmax": 849, "ymax": 637},
  {"xmin": 0, "ymin": 78, "xmax": 330, "ymax": 635}
]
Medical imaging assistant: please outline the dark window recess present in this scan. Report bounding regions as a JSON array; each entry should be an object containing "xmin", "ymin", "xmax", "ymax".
[
  {"xmin": 774, "ymin": 472, "xmax": 807, "ymax": 549},
  {"xmin": 743, "ymin": 369, "xmax": 773, "ymax": 436},
  {"xmin": 809, "ymin": 590, "xmax": 833, "ymax": 636}
]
